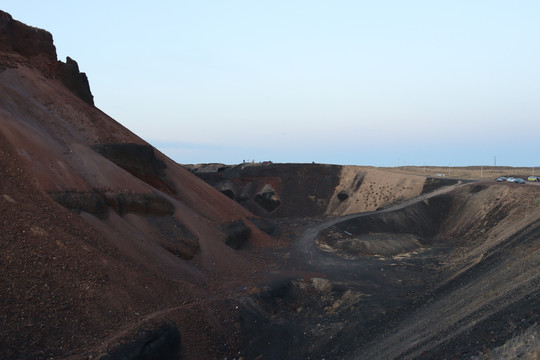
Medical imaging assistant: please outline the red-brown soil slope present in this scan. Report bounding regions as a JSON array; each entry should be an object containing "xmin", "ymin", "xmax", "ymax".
[
  {"xmin": 2, "ymin": 10, "xmax": 539, "ymax": 360},
  {"xmin": 0, "ymin": 10, "xmax": 273, "ymax": 359}
]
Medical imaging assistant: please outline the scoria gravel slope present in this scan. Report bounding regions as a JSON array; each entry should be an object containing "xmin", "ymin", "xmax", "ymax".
[{"xmin": 0, "ymin": 10, "xmax": 273, "ymax": 359}]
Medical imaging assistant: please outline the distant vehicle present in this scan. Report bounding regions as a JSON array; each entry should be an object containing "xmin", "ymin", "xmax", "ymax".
[
  {"xmin": 514, "ymin": 178, "xmax": 526, "ymax": 184},
  {"xmin": 496, "ymin": 176, "xmax": 507, "ymax": 182},
  {"xmin": 527, "ymin": 176, "xmax": 538, "ymax": 182},
  {"xmin": 506, "ymin": 177, "xmax": 516, "ymax": 183}
]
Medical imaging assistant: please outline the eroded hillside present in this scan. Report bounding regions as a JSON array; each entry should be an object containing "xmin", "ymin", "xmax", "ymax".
[
  {"xmin": 187, "ymin": 162, "xmax": 461, "ymax": 218},
  {"xmin": 1, "ymin": 10, "xmax": 539, "ymax": 360},
  {"xmin": 0, "ymin": 10, "xmax": 273, "ymax": 359}
]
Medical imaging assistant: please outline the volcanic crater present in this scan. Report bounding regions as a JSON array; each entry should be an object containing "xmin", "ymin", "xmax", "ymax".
[{"xmin": 1, "ymin": 10, "xmax": 539, "ymax": 360}]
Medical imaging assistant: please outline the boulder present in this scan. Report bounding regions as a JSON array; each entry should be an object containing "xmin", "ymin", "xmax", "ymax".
[
  {"xmin": 254, "ymin": 184, "xmax": 281, "ymax": 213},
  {"xmin": 93, "ymin": 143, "xmax": 176, "ymax": 194},
  {"xmin": 223, "ymin": 220, "xmax": 251, "ymax": 249},
  {"xmin": 337, "ymin": 191, "xmax": 349, "ymax": 201}
]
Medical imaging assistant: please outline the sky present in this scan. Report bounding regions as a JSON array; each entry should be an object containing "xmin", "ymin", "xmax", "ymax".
[{"xmin": 3, "ymin": 1, "xmax": 540, "ymax": 166}]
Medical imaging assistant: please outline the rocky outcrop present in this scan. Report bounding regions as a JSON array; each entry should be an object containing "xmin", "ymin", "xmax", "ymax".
[
  {"xmin": 49, "ymin": 190, "xmax": 108, "ymax": 217},
  {"xmin": 194, "ymin": 163, "xmax": 342, "ymax": 218},
  {"xmin": 216, "ymin": 180, "xmax": 236, "ymax": 199},
  {"xmin": 254, "ymin": 184, "xmax": 281, "ymax": 213},
  {"xmin": 0, "ymin": 10, "xmax": 94, "ymax": 105},
  {"xmin": 49, "ymin": 190, "xmax": 175, "ymax": 217},
  {"xmin": 103, "ymin": 192, "xmax": 175, "ymax": 216},
  {"xmin": 147, "ymin": 215, "xmax": 200, "ymax": 260},
  {"xmin": 0, "ymin": 10, "xmax": 56, "ymax": 63},
  {"xmin": 49, "ymin": 190, "xmax": 201, "ymax": 259},
  {"xmin": 337, "ymin": 191, "xmax": 349, "ymax": 201},
  {"xmin": 56, "ymin": 56, "xmax": 94, "ymax": 105},
  {"xmin": 223, "ymin": 220, "xmax": 252, "ymax": 249},
  {"xmin": 193, "ymin": 164, "xmax": 468, "ymax": 219},
  {"xmin": 94, "ymin": 143, "xmax": 176, "ymax": 194}
]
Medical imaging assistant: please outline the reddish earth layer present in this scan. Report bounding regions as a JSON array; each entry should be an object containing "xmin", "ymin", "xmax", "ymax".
[
  {"xmin": 0, "ymin": 10, "xmax": 275, "ymax": 359},
  {"xmin": 1, "ymin": 10, "xmax": 539, "ymax": 360}
]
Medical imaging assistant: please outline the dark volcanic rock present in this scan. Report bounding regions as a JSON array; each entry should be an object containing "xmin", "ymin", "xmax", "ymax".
[
  {"xmin": 49, "ymin": 190, "xmax": 108, "ymax": 218},
  {"xmin": 0, "ymin": 10, "xmax": 56, "ymax": 63},
  {"xmin": 93, "ymin": 143, "xmax": 176, "ymax": 194},
  {"xmin": 98, "ymin": 321, "xmax": 181, "ymax": 360},
  {"xmin": 216, "ymin": 181, "xmax": 236, "ymax": 199},
  {"xmin": 337, "ymin": 191, "xmax": 349, "ymax": 201},
  {"xmin": 56, "ymin": 56, "xmax": 94, "ymax": 105},
  {"xmin": 192, "ymin": 163, "xmax": 342, "ymax": 218},
  {"xmin": 0, "ymin": 10, "xmax": 94, "ymax": 104},
  {"xmin": 102, "ymin": 192, "xmax": 175, "ymax": 216},
  {"xmin": 147, "ymin": 215, "xmax": 200, "ymax": 260},
  {"xmin": 50, "ymin": 190, "xmax": 175, "ymax": 217},
  {"xmin": 223, "ymin": 220, "xmax": 252, "ymax": 249},
  {"xmin": 254, "ymin": 184, "xmax": 281, "ymax": 213}
]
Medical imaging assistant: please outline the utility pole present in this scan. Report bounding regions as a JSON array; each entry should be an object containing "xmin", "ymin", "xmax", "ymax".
[{"xmin": 494, "ymin": 156, "xmax": 496, "ymax": 167}]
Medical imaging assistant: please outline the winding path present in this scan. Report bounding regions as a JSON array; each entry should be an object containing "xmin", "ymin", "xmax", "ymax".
[{"xmin": 295, "ymin": 181, "xmax": 472, "ymax": 269}]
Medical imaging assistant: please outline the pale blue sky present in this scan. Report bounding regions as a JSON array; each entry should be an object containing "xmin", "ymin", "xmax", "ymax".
[{"xmin": 3, "ymin": 1, "xmax": 540, "ymax": 166}]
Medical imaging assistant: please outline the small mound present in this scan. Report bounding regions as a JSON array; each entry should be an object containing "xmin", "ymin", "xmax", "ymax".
[{"xmin": 332, "ymin": 233, "xmax": 422, "ymax": 256}]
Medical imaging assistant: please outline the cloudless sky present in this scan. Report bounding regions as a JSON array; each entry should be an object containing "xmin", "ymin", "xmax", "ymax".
[{"xmin": 3, "ymin": 1, "xmax": 540, "ymax": 166}]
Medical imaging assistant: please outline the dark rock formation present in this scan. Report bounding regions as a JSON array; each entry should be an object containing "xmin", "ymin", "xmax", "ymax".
[
  {"xmin": 0, "ymin": 10, "xmax": 94, "ymax": 105},
  {"xmin": 98, "ymin": 321, "xmax": 181, "ymax": 360},
  {"xmin": 49, "ymin": 190, "xmax": 108, "ymax": 218},
  {"xmin": 216, "ymin": 181, "xmax": 236, "ymax": 199},
  {"xmin": 93, "ymin": 143, "xmax": 176, "ymax": 194},
  {"xmin": 192, "ymin": 163, "xmax": 342, "ymax": 218},
  {"xmin": 56, "ymin": 56, "xmax": 94, "ymax": 105},
  {"xmin": 49, "ymin": 189, "xmax": 201, "ymax": 258},
  {"xmin": 223, "ymin": 220, "xmax": 251, "ymax": 249},
  {"xmin": 146, "ymin": 215, "xmax": 200, "ymax": 260},
  {"xmin": 0, "ymin": 10, "xmax": 56, "ymax": 63},
  {"xmin": 102, "ymin": 192, "xmax": 175, "ymax": 216},
  {"xmin": 337, "ymin": 191, "xmax": 349, "ymax": 201},
  {"xmin": 254, "ymin": 184, "xmax": 281, "ymax": 213},
  {"xmin": 49, "ymin": 190, "xmax": 175, "ymax": 217}
]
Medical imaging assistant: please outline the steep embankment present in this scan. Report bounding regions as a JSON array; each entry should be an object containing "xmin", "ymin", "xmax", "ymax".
[
  {"xmin": 354, "ymin": 183, "xmax": 540, "ymax": 359},
  {"xmin": 224, "ymin": 182, "xmax": 539, "ymax": 359},
  {"xmin": 0, "ymin": 10, "xmax": 272, "ymax": 360},
  {"xmin": 189, "ymin": 162, "xmax": 460, "ymax": 218},
  {"xmin": 307, "ymin": 182, "xmax": 540, "ymax": 359}
]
